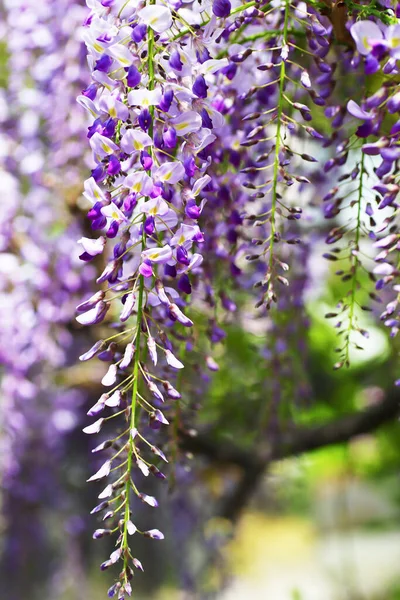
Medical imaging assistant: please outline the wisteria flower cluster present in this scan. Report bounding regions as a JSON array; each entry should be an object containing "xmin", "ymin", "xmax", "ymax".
[
  {"xmin": 72, "ymin": 0, "xmax": 400, "ymax": 595},
  {"xmin": 0, "ymin": 0, "xmax": 95, "ymax": 591},
  {"xmin": 1, "ymin": 0, "xmax": 400, "ymax": 596},
  {"xmin": 77, "ymin": 0, "xmax": 226, "ymax": 594}
]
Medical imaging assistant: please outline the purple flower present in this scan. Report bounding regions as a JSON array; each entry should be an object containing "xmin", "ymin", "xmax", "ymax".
[
  {"xmin": 192, "ymin": 75, "xmax": 208, "ymax": 99},
  {"xmin": 213, "ymin": 0, "xmax": 231, "ymax": 18},
  {"xmin": 347, "ymin": 100, "xmax": 374, "ymax": 121},
  {"xmin": 350, "ymin": 21, "xmax": 384, "ymax": 56},
  {"xmin": 169, "ymin": 51, "xmax": 183, "ymax": 71},
  {"xmin": 131, "ymin": 23, "xmax": 147, "ymax": 43},
  {"xmin": 76, "ymin": 301, "xmax": 110, "ymax": 326},
  {"xmin": 143, "ymin": 529, "xmax": 164, "ymax": 540},
  {"xmin": 95, "ymin": 54, "xmax": 113, "ymax": 73},
  {"xmin": 126, "ymin": 65, "xmax": 141, "ymax": 87}
]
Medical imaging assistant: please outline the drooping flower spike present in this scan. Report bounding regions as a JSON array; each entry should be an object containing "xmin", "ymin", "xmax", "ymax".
[
  {"xmin": 0, "ymin": 0, "xmax": 95, "ymax": 593},
  {"xmin": 75, "ymin": 0, "xmax": 400, "ymax": 594},
  {"xmin": 78, "ymin": 0, "xmax": 241, "ymax": 592}
]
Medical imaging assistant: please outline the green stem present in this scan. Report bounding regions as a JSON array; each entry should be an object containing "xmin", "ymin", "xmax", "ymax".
[
  {"xmin": 267, "ymin": 0, "xmax": 290, "ymax": 289},
  {"xmin": 344, "ymin": 152, "xmax": 365, "ymax": 366},
  {"xmin": 122, "ymin": 14, "xmax": 155, "ymax": 579},
  {"xmin": 122, "ymin": 258, "xmax": 145, "ymax": 575}
]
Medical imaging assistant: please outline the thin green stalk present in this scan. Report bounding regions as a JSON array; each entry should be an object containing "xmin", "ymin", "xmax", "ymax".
[
  {"xmin": 344, "ymin": 152, "xmax": 365, "ymax": 366},
  {"xmin": 122, "ymin": 12, "xmax": 155, "ymax": 578},
  {"xmin": 267, "ymin": 0, "xmax": 290, "ymax": 288}
]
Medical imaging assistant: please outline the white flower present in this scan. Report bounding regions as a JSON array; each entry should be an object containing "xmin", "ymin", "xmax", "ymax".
[
  {"xmin": 101, "ymin": 364, "xmax": 118, "ymax": 386},
  {"xmin": 165, "ymin": 349, "xmax": 184, "ymax": 369},
  {"xmin": 128, "ymin": 86, "xmax": 162, "ymax": 107},
  {"xmin": 127, "ymin": 520, "xmax": 137, "ymax": 535},
  {"xmin": 98, "ymin": 484, "xmax": 113, "ymax": 499},
  {"xmin": 87, "ymin": 460, "xmax": 111, "ymax": 482},
  {"xmin": 136, "ymin": 458, "xmax": 150, "ymax": 477},
  {"xmin": 78, "ymin": 236, "xmax": 106, "ymax": 257},
  {"xmin": 140, "ymin": 494, "xmax": 158, "ymax": 507},
  {"xmin": 138, "ymin": 6, "xmax": 173, "ymax": 33},
  {"xmin": 170, "ymin": 111, "xmax": 202, "ymax": 136},
  {"xmin": 83, "ymin": 418, "xmax": 104, "ymax": 435},
  {"xmin": 105, "ymin": 390, "xmax": 121, "ymax": 407}
]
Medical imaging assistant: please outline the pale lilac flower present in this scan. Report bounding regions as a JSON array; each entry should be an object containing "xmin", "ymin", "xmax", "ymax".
[
  {"xmin": 154, "ymin": 409, "xmax": 169, "ymax": 425},
  {"xmin": 136, "ymin": 458, "xmax": 150, "ymax": 477},
  {"xmin": 350, "ymin": 21, "xmax": 384, "ymax": 56},
  {"xmin": 144, "ymin": 529, "xmax": 164, "ymax": 540},
  {"xmin": 147, "ymin": 336, "xmax": 158, "ymax": 366},
  {"xmin": 137, "ymin": 6, "xmax": 173, "ymax": 33},
  {"xmin": 98, "ymin": 484, "xmax": 113, "ymax": 499},
  {"xmin": 101, "ymin": 364, "xmax": 118, "ymax": 386},
  {"xmin": 90, "ymin": 132, "xmax": 119, "ymax": 158},
  {"xmin": 100, "ymin": 202, "xmax": 127, "ymax": 224},
  {"xmin": 109, "ymin": 548, "xmax": 122, "ymax": 564},
  {"xmin": 76, "ymin": 301, "xmax": 109, "ymax": 325},
  {"xmin": 127, "ymin": 521, "xmax": 137, "ymax": 535},
  {"xmin": 84, "ymin": 177, "xmax": 107, "ymax": 204},
  {"xmin": 386, "ymin": 25, "xmax": 400, "ymax": 59},
  {"xmin": 170, "ymin": 224, "xmax": 203, "ymax": 248},
  {"xmin": 347, "ymin": 100, "xmax": 375, "ymax": 120},
  {"xmin": 141, "ymin": 197, "xmax": 169, "ymax": 217},
  {"xmin": 142, "ymin": 245, "xmax": 173, "ymax": 264},
  {"xmin": 106, "ymin": 44, "xmax": 134, "ymax": 67},
  {"xmin": 140, "ymin": 494, "xmax": 158, "ymax": 508},
  {"xmin": 168, "ymin": 303, "xmax": 193, "ymax": 327},
  {"xmin": 120, "ymin": 343, "xmax": 135, "ymax": 369},
  {"xmin": 124, "ymin": 172, "xmax": 154, "ymax": 195},
  {"xmin": 121, "ymin": 129, "xmax": 153, "ymax": 154},
  {"xmin": 165, "ymin": 349, "xmax": 184, "ymax": 369},
  {"xmin": 83, "ymin": 418, "xmax": 105, "ymax": 435},
  {"xmin": 105, "ymin": 391, "xmax": 121, "ymax": 407},
  {"xmin": 87, "ymin": 459, "xmax": 111, "ymax": 482},
  {"xmin": 154, "ymin": 162, "xmax": 185, "ymax": 184},
  {"xmin": 78, "ymin": 236, "xmax": 106, "ymax": 257},
  {"xmin": 128, "ymin": 87, "xmax": 163, "ymax": 107},
  {"xmin": 170, "ymin": 112, "xmax": 202, "ymax": 136},
  {"xmin": 76, "ymin": 291, "xmax": 105, "ymax": 314},
  {"xmin": 99, "ymin": 94, "xmax": 129, "ymax": 121},
  {"xmin": 133, "ymin": 558, "xmax": 144, "ymax": 571}
]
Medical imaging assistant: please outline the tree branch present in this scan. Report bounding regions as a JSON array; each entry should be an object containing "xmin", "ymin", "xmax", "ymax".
[
  {"xmin": 180, "ymin": 389, "xmax": 399, "ymax": 470},
  {"xmin": 180, "ymin": 389, "xmax": 399, "ymax": 522}
]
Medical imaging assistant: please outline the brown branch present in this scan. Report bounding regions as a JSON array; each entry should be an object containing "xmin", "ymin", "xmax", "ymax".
[
  {"xmin": 180, "ymin": 389, "xmax": 400, "ymax": 471},
  {"xmin": 319, "ymin": 0, "xmax": 354, "ymax": 46},
  {"xmin": 180, "ymin": 390, "xmax": 399, "ymax": 522}
]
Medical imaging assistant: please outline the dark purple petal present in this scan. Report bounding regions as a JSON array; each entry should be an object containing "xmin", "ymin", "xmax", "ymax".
[
  {"xmin": 95, "ymin": 54, "xmax": 113, "ymax": 73},
  {"xmin": 213, "ymin": 0, "xmax": 231, "ymax": 17},
  {"xmin": 192, "ymin": 75, "xmax": 208, "ymax": 99},
  {"xmin": 126, "ymin": 65, "xmax": 141, "ymax": 87}
]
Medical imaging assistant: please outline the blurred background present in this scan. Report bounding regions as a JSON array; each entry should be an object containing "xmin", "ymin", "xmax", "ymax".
[
  {"xmin": 0, "ymin": 305, "xmax": 399, "ymax": 600},
  {"xmin": 0, "ymin": 1, "xmax": 399, "ymax": 599}
]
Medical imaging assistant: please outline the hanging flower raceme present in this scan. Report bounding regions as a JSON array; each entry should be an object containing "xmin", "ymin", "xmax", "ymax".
[
  {"xmin": 74, "ymin": 0, "xmax": 400, "ymax": 595},
  {"xmin": 76, "ymin": 0, "xmax": 253, "ymax": 593},
  {"xmin": 0, "ymin": 0, "xmax": 95, "ymax": 594},
  {"xmin": 208, "ymin": 0, "xmax": 326, "ymax": 310},
  {"xmin": 299, "ymin": 6, "xmax": 400, "ymax": 369},
  {"xmin": 346, "ymin": 14, "xmax": 400, "ymax": 359}
]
